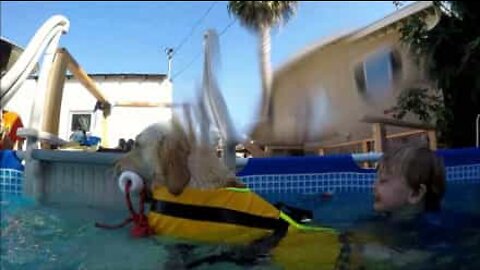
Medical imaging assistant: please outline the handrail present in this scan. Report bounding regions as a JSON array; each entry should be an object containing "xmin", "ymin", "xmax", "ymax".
[
  {"xmin": 309, "ymin": 129, "xmax": 427, "ymax": 150},
  {"xmin": 17, "ymin": 128, "xmax": 69, "ymax": 146},
  {"xmin": 0, "ymin": 15, "xmax": 69, "ymax": 108},
  {"xmin": 361, "ymin": 115, "xmax": 435, "ymax": 130},
  {"xmin": 259, "ymin": 129, "xmax": 427, "ymax": 156},
  {"xmin": 29, "ymin": 21, "xmax": 70, "ymax": 131},
  {"xmin": 2, "ymin": 25, "xmax": 66, "ymax": 107}
]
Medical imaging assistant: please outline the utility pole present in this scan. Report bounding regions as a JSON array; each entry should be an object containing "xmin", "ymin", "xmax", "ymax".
[{"xmin": 165, "ymin": 48, "xmax": 174, "ymax": 80}]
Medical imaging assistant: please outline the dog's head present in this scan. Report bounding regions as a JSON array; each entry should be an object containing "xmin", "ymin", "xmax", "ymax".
[{"xmin": 115, "ymin": 118, "xmax": 191, "ymax": 196}]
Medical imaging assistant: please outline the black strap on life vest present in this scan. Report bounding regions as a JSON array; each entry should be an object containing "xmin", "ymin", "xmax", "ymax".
[
  {"xmin": 184, "ymin": 212, "xmax": 289, "ymax": 269},
  {"xmin": 184, "ymin": 227, "xmax": 288, "ymax": 269},
  {"xmin": 150, "ymin": 199, "xmax": 285, "ymax": 231}
]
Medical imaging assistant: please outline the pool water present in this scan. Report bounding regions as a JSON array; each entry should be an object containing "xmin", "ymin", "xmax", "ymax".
[
  {"xmin": 1, "ymin": 183, "xmax": 480, "ymax": 270},
  {"xmin": 262, "ymin": 183, "xmax": 480, "ymax": 230},
  {"xmin": 266, "ymin": 183, "xmax": 480, "ymax": 270},
  {"xmin": 1, "ymin": 194, "xmax": 281, "ymax": 270}
]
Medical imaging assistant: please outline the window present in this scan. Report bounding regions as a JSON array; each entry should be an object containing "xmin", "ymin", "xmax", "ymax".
[
  {"xmin": 354, "ymin": 48, "xmax": 402, "ymax": 103},
  {"xmin": 70, "ymin": 112, "xmax": 92, "ymax": 132}
]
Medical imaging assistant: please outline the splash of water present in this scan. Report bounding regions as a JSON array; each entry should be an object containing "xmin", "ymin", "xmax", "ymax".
[{"xmin": 197, "ymin": 29, "xmax": 239, "ymax": 147}]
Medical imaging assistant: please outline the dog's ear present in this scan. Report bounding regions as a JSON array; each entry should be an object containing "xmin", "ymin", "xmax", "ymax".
[{"xmin": 159, "ymin": 123, "xmax": 191, "ymax": 196}]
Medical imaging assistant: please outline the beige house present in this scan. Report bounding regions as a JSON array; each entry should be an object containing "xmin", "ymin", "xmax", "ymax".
[{"xmin": 251, "ymin": 1, "xmax": 440, "ymax": 152}]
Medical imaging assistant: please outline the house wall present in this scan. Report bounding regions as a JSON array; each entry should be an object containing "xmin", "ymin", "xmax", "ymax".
[
  {"xmin": 5, "ymin": 75, "xmax": 172, "ymax": 148},
  {"xmin": 269, "ymin": 27, "xmax": 430, "ymax": 146}
]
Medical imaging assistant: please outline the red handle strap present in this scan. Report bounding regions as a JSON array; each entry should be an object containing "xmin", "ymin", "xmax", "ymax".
[{"xmin": 95, "ymin": 180, "xmax": 154, "ymax": 238}]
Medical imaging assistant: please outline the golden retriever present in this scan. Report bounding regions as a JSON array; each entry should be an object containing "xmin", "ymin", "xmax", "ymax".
[{"xmin": 115, "ymin": 116, "xmax": 244, "ymax": 196}]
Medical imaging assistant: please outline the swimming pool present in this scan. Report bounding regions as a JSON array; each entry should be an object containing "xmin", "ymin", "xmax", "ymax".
[
  {"xmin": 1, "ymin": 148, "xmax": 480, "ymax": 269},
  {"xmin": 2, "ymin": 183, "xmax": 480, "ymax": 269}
]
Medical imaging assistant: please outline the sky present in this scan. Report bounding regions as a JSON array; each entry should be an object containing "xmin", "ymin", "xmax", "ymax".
[{"xmin": 1, "ymin": 1, "xmax": 401, "ymax": 136}]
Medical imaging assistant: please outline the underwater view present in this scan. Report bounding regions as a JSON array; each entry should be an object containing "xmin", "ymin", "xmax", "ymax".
[{"xmin": 2, "ymin": 183, "xmax": 480, "ymax": 270}]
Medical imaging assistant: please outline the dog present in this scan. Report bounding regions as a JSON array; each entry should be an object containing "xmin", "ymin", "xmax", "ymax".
[{"xmin": 115, "ymin": 116, "xmax": 245, "ymax": 196}]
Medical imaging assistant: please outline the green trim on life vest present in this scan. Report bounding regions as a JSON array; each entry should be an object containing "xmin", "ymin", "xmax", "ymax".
[
  {"xmin": 224, "ymin": 187, "xmax": 336, "ymax": 233},
  {"xmin": 224, "ymin": 187, "xmax": 251, "ymax": 193}
]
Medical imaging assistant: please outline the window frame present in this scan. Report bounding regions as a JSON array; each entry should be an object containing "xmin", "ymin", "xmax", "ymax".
[
  {"xmin": 69, "ymin": 111, "xmax": 94, "ymax": 132},
  {"xmin": 354, "ymin": 47, "xmax": 402, "ymax": 103}
]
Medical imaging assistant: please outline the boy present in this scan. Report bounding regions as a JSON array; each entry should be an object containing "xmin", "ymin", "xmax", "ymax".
[
  {"xmin": 340, "ymin": 145, "xmax": 448, "ymax": 269},
  {"xmin": 373, "ymin": 145, "xmax": 446, "ymax": 218}
]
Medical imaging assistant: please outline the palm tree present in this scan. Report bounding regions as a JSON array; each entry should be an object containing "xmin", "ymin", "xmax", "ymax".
[{"xmin": 227, "ymin": 1, "xmax": 298, "ymax": 120}]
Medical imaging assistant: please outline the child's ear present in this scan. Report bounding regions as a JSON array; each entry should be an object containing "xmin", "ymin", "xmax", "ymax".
[{"xmin": 408, "ymin": 184, "xmax": 427, "ymax": 205}]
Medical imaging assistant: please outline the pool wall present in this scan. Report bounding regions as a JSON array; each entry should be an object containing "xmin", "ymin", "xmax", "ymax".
[
  {"xmin": 238, "ymin": 147, "xmax": 480, "ymax": 193},
  {"xmin": 1, "ymin": 148, "xmax": 479, "ymax": 209}
]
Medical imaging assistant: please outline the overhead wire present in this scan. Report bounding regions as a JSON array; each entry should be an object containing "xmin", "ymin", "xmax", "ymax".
[
  {"xmin": 173, "ymin": 1, "xmax": 218, "ymax": 56},
  {"xmin": 172, "ymin": 19, "xmax": 237, "ymax": 80}
]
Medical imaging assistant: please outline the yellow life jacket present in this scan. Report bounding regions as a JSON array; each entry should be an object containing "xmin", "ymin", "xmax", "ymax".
[
  {"xmin": 148, "ymin": 186, "xmax": 342, "ymax": 269},
  {"xmin": 148, "ymin": 186, "xmax": 282, "ymax": 244}
]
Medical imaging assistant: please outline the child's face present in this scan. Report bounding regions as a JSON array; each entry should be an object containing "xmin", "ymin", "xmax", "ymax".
[{"xmin": 373, "ymin": 171, "xmax": 413, "ymax": 212}]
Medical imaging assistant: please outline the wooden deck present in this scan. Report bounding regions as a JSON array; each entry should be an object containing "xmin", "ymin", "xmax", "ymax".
[{"xmin": 240, "ymin": 115, "xmax": 437, "ymax": 158}]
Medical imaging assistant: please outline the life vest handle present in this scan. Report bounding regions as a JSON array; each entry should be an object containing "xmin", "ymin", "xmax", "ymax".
[{"xmin": 95, "ymin": 179, "xmax": 153, "ymax": 237}]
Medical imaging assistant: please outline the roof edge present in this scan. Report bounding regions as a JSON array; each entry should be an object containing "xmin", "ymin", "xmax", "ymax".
[
  {"xmin": 274, "ymin": 1, "xmax": 435, "ymax": 77},
  {"xmin": 27, "ymin": 73, "xmax": 168, "ymax": 80}
]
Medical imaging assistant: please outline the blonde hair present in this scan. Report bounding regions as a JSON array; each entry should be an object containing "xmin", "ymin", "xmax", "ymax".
[{"xmin": 378, "ymin": 144, "xmax": 446, "ymax": 211}]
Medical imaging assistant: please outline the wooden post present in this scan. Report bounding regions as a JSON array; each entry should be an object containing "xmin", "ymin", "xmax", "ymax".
[
  {"xmin": 99, "ymin": 102, "xmax": 111, "ymax": 147},
  {"xmin": 427, "ymin": 130, "xmax": 437, "ymax": 151},
  {"xmin": 264, "ymin": 146, "xmax": 272, "ymax": 156},
  {"xmin": 372, "ymin": 123, "xmax": 386, "ymax": 153},
  {"xmin": 101, "ymin": 116, "xmax": 109, "ymax": 147},
  {"xmin": 41, "ymin": 49, "xmax": 68, "ymax": 145},
  {"xmin": 362, "ymin": 140, "xmax": 370, "ymax": 168},
  {"xmin": 361, "ymin": 140, "xmax": 369, "ymax": 153}
]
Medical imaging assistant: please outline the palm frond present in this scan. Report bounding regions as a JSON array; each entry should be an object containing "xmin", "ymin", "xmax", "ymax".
[{"xmin": 227, "ymin": 1, "xmax": 298, "ymax": 31}]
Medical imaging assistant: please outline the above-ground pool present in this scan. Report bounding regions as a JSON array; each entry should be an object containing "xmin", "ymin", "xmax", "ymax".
[{"xmin": 1, "ymin": 148, "xmax": 480, "ymax": 269}]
